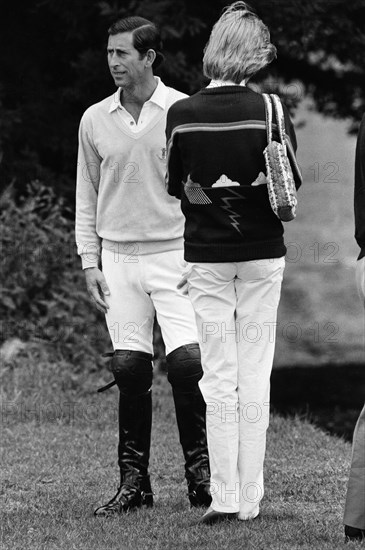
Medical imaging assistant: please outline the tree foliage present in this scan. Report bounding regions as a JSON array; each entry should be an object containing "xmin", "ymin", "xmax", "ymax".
[
  {"xmin": 1, "ymin": 0, "xmax": 364, "ymax": 199},
  {"xmin": 254, "ymin": 0, "xmax": 365, "ymax": 124}
]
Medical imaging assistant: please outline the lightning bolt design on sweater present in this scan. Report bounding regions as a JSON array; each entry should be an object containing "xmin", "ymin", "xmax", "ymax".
[{"xmin": 220, "ymin": 188, "xmax": 245, "ymax": 236}]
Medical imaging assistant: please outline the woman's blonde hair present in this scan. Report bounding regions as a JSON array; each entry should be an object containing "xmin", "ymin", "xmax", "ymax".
[{"xmin": 203, "ymin": 1, "xmax": 276, "ymax": 83}]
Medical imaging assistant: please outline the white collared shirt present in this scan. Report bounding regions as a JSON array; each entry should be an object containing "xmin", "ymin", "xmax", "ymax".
[
  {"xmin": 207, "ymin": 79, "xmax": 246, "ymax": 88},
  {"xmin": 109, "ymin": 76, "xmax": 167, "ymax": 133}
]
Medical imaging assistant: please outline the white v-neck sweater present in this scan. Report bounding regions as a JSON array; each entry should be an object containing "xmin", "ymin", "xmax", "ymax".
[{"xmin": 76, "ymin": 87, "xmax": 186, "ymax": 268}]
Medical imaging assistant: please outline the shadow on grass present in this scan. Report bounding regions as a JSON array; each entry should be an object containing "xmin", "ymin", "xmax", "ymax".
[{"xmin": 271, "ymin": 363, "xmax": 364, "ymax": 441}]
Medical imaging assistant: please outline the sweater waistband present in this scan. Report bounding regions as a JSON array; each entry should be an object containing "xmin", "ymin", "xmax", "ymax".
[
  {"xmin": 102, "ymin": 237, "xmax": 184, "ymax": 256},
  {"xmin": 184, "ymin": 240, "xmax": 286, "ymax": 263}
]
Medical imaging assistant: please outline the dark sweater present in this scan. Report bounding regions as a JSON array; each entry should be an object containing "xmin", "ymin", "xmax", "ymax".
[
  {"xmin": 355, "ymin": 115, "xmax": 365, "ymax": 260},
  {"xmin": 166, "ymin": 86, "xmax": 302, "ymax": 263}
]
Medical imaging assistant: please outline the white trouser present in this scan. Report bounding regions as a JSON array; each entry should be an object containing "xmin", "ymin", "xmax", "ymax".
[
  {"xmin": 343, "ymin": 257, "xmax": 365, "ymax": 529},
  {"xmin": 186, "ymin": 257, "xmax": 285, "ymax": 519},
  {"xmin": 102, "ymin": 248, "xmax": 198, "ymax": 354}
]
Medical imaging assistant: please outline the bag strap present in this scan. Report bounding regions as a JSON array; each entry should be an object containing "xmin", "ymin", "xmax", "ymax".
[
  {"xmin": 262, "ymin": 93, "xmax": 273, "ymax": 145},
  {"xmin": 270, "ymin": 93, "xmax": 287, "ymax": 154},
  {"xmin": 264, "ymin": 92, "xmax": 302, "ymax": 186}
]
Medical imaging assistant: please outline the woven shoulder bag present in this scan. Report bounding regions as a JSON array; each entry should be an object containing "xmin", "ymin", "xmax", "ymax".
[{"xmin": 263, "ymin": 93, "xmax": 298, "ymax": 222}]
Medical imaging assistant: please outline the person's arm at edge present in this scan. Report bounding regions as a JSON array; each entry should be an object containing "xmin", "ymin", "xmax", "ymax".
[
  {"xmin": 354, "ymin": 114, "xmax": 365, "ymax": 260},
  {"xmin": 76, "ymin": 112, "xmax": 102, "ymax": 269},
  {"xmin": 75, "ymin": 111, "xmax": 110, "ymax": 313}
]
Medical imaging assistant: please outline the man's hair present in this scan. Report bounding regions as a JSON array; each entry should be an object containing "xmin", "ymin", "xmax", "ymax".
[
  {"xmin": 203, "ymin": 1, "xmax": 276, "ymax": 83},
  {"xmin": 108, "ymin": 16, "xmax": 164, "ymax": 68}
]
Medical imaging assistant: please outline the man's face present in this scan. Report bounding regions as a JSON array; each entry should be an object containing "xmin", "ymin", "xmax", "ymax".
[{"xmin": 107, "ymin": 32, "xmax": 147, "ymax": 89}]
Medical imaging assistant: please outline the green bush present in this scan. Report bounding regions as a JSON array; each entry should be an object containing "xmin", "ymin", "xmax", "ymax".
[
  {"xmin": 0, "ymin": 181, "xmax": 110, "ymax": 370},
  {"xmin": 0, "ymin": 181, "xmax": 166, "ymax": 402}
]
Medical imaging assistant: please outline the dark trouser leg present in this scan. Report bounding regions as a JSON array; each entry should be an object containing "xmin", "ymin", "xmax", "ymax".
[
  {"xmin": 166, "ymin": 343, "xmax": 211, "ymax": 507},
  {"xmin": 344, "ymin": 404, "xmax": 365, "ymax": 541},
  {"xmin": 94, "ymin": 350, "xmax": 154, "ymax": 517}
]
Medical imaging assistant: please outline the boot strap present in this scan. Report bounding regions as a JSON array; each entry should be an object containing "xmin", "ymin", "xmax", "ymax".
[
  {"xmin": 97, "ymin": 351, "xmax": 154, "ymax": 393},
  {"xmin": 188, "ymin": 476, "xmax": 210, "ymax": 495},
  {"xmin": 117, "ymin": 483, "xmax": 154, "ymax": 498}
]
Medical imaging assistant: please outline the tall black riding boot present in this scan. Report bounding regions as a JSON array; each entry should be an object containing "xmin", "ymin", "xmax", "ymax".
[
  {"xmin": 94, "ymin": 350, "xmax": 154, "ymax": 517},
  {"xmin": 166, "ymin": 344, "xmax": 212, "ymax": 507}
]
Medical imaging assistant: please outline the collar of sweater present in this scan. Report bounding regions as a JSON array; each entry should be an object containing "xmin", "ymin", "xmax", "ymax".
[
  {"xmin": 200, "ymin": 85, "xmax": 252, "ymax": 95},
  {"xmin": 207, "ymin": 79, "xmax": 246, "ymax": 88}
]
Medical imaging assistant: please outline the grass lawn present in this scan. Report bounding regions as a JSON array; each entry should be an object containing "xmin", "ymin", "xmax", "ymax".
[{"xmin": 0, "ymin": 372, "xmax": 357, "ymax": 550}]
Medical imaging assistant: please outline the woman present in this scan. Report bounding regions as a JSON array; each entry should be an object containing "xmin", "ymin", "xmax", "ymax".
[{"xmin": 166, "ymin": 1, "xmax": 302, "ymax": 524}]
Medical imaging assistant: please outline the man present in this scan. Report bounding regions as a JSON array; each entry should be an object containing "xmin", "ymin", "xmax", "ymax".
[
  {"xmin": 75, "ymin": 16, "xmax": 211, "ymax": 517},
  {"xmin": 343, "ymin": 115, "xmax": 365, "ymax": 542}
]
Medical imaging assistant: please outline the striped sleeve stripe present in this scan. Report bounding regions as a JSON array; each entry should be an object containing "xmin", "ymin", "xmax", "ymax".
[
  {"xmin": 166, "ymin": 121, "xmax": 268, "ymax": 180},
  {"xmin": 166, "ymin": 120, "xmax": 302, "ymax": 185}
]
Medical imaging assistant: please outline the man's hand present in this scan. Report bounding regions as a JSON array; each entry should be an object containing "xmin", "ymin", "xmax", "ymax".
[
  {"xmin": 177, "ymin": 262, "xmax": 192, "ymax": 296},
  {"xmin": 84, "ymin": 267, "xmax": 110, "ymax": 314},
  {"xmin": 177, "ymin": 273, "xmax": 189, "ymax": 296}
]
